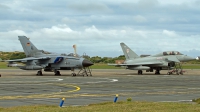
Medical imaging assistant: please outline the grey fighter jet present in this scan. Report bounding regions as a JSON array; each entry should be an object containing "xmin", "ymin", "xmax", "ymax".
[
  {"xmin": 7, "ymin": 36, "xmax": 93, "ymax": 76},
  {"xmin": 108, "ymin": 43, "xmax": 194, "ymax": 75}
]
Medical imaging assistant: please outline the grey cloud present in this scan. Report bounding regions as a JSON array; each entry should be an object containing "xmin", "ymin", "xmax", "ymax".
[
  {"xmin": 0, "ymin": 25, "xmax": 200, "ymax": 57},
  {"xmin": 0, "ymin": 4, "xmax": 9, "ymax": 9},
  {"xmin": 0, "ymin": 0, "xmax": 200, "ymax": 57},
  {"xmin": 120, "ymin": 0, "xmax": 159, "ymax": 13},
  {"xmin": 67, "ymin": 2, "xmax": 112, "ymax": 13}
]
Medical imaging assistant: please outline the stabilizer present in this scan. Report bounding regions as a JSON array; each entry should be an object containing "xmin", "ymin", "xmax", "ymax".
[
  {"xmin": 18, "ymin": 36, "xmax": 44, "ymax": 57},
  {"xmin": 120, "ymin": 42, "xmax": 139, "ymax": 60}
]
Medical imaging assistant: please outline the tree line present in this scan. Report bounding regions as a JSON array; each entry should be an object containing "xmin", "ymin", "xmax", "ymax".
[{"xmin": 0, "ymin": 52, "xmax": 125, "ymax": 63}]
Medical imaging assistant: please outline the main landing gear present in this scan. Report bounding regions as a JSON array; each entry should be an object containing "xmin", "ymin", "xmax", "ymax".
[
  {"xmin": 155, "ymin": 69, "xmax": 160, "ymax": 75},
  {"xmin": 36, "ymin": 70, "xmax": 43, "ymax": 76},
  {"xmin": 54, "ymin": 69, "xmax": 61, "ymax": 76},
  {"xmin": 137, "ymin": 70, "xmax": 143, "ymax": 75}
]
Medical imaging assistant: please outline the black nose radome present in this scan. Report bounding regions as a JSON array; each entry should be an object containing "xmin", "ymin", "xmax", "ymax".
[{"xmin": 82, "ymin": 59, "xmax": 93, "ymax": 67}]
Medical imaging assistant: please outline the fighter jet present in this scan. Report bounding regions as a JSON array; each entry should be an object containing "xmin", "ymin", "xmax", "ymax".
[
  {"xmin": 6, "ymin": 36, "xmax": 93, "ymax": 76},
  {"xmin": 108, "ymin": 43, "xmax": 194, "ymax": 75}
]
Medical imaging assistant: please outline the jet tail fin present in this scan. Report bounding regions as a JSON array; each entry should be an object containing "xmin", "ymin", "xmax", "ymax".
[
  {"xmin": 120, "ymin": 42, "xmax": 139, "ymax": 60},
  {"xmin": 18, "ymin": 36, "xmax": 44, "ymax": 57}
]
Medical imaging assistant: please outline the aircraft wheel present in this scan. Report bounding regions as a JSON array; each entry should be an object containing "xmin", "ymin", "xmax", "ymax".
[
  {"xmin": 55, "ymin": 71, "xmax": 61, "ymax": 76},
  {"xmin": 37, "ymin": 71, "xmax": 43, "ymax": 76},
  {"xmin": 71, "ymin": 73, "xmax": 76, "ymax": 77},
  {"xmin": 57, "ymin": 71, "xmax": 61, "ymax": 76},
  {"xmin": 138, "ymin": 70, "xmax": 142, "ymax": 75},
  {"xmin": 155, "ymin": 70, "xmax": 160, "ymax": 75}
]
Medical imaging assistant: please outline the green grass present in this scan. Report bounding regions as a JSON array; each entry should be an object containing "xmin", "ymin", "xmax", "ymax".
[
  {"xmin": 0, "ymin": 62, "xmax": 9, "ymax": 69},
  {"xmin": 0, "ymin": 62, "xmax": 17, "ymax": 69},
  {"xmin": 193, "ymin": 98, "xmax": 200, "ymax": 104},
  {"xmin": 182, "ymin": 64, "xmax": 200, "ymax": 69},
  {"xmin": 0, "ymin": 101, "xmax": 200, "ymax": 112}
]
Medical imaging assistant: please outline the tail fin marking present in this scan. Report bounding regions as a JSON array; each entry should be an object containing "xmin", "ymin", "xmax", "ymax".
[
  {"xmin": 18, "ymin": 36, "xmax": 43, "ymax": 57},
  {"xmin": 120, "ymin": 42, "xmax": 139, "ymax": 60}
]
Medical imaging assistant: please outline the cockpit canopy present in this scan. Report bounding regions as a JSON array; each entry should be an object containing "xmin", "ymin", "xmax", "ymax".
[
  {"xmin": 61, "ymin": 53, "xmax": 81, "ymax": 57},
  {"xmin": 154, "ymin": 51, "xmax": 183, "ymax": 56},
  {"xmin": 163, "ymin": 51, "xmax": 183, "ymax": 55}
]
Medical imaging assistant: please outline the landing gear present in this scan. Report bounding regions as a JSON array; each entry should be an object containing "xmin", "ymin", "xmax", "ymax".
[
  {"xmin": 71, "ymin": 73, "xmax": 76, "ymax": 77},
  {"xmin": 54, "ymin": 70, "xmax": 61, "ymax": 76},
  {"xmin": 36, "ymin": 70, "xmax": 43, "ymax": 76},
  {"xmin": 137, "ymin": 70, "xmax": 143, "ymax": 75},
  {"xmin": 155, "ymin": 69, "xmax": 160, "ymax": 75}
]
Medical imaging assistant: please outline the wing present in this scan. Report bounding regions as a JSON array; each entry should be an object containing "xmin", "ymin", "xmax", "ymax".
[
  {"xmin": 6, "ymin": 57, "xmax": 51, "ymax": 62},
  {"xmin": 108, "ymin": 62, "xmax": 163, "ymax": 66}
]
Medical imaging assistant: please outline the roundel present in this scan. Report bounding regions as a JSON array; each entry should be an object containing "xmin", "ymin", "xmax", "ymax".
[{"xmin": 126, "ymin": 49, "xmax": 129, "ymax": 53}]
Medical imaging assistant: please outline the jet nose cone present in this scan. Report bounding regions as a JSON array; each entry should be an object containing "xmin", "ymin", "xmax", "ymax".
[
  {"xmin": 184, "ymin": 56, "xmax": 195, "ymax": 61},
  {"xmin": 82, "ymin": 59, "xmax": 93, "ymax": 67}
]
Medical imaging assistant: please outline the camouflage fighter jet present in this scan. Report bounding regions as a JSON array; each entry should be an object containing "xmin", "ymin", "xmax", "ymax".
[
  {"xmin": 7, "ymin": 36, "xmax": 93, "ymax": 76},
  {"xmin": 108, "ymin": 43, "xmax": 194, "ymax": 75}
]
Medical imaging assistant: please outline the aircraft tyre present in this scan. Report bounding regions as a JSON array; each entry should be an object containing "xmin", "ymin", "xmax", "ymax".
[
  {"xmin": 155, "ymin": 70, "xmax": 160, "ymax": 75},
  {"xmin": 37, "ymin": 71, "xmax": 43, "ymax": 76},
  {"xmin": 138, "ymin": 70, "xmax": 143, "ymax": 75},
  {"xmin": 55, "ymin": 71, "xmax": 61, "ymax": 76},
  {"xmin": 71, "ymin": 73, "xmax": 76, "ymax": 77}
]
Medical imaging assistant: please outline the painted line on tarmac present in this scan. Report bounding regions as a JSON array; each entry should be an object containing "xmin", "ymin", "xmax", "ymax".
[
  {"xmin": 48, "ymin": 78, "xmax": 63, "ymax": 81},
  {"xmin": 0, "ymin": 84, "xmax": 81, "ymax": 100},
  {"xmin": 0, "ymin": 78, "xmax": 64, "ymax": 83},
  {"xmin": 66, "ymin": 85, "xmax": 80, "ymax": 93},
  {"xmin": 86, "ymin": 78, "xmax": 118, "ymax": 84}
]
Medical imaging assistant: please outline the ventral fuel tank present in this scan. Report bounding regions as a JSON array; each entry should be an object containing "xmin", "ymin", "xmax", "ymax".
[
  {"xmin": 19, "ymin": 65, "xmax": 43, "ymax": 70},
  {"xmin": 127, "ymin": 66, "xmax": 150, "ymax": 70}
]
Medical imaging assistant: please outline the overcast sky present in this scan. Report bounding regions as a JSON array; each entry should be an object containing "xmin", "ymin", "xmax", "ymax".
[{"xmin": 0, "ymin": 0, "xmax": 200, "ymax": 57}]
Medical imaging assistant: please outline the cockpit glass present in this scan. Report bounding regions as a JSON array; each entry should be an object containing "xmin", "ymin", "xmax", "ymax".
[{"xmin": 163, "ymin": 51, "xmax": 182, "ymax": 55}]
